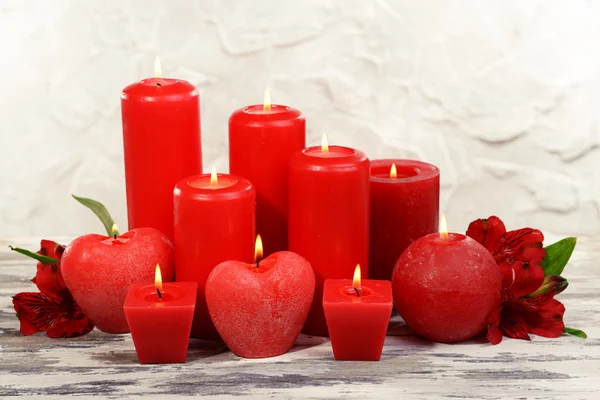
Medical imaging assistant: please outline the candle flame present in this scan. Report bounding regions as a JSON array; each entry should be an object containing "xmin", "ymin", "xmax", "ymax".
[
  {"xmin": 154, "ymin": 56, "xmax": 162, "ymax": 78},
  {"xmin": 155, "ymin": 264, "xmax": 163, "ymax": 292},
  {"xmin": 254, "ymin": 234, "xmax": 263, "ymax": 262},
  {"xmin": 390, "ymin": 163, "xmax": 397, "ymax": 179},
  {"xmin": 210, "ymin": 166, "xmax": 218, "ymax": 185},
  {"xmin": 321, "ymin": 134, "xmax": 329, "ymax": 153},
  {"xmin": 353, "ymin": 264, "xmax": 361, "ymax": 289},
  {"xmin": 263, "ymin": 87, "xmax": 271, "ymax": 112},
  {"xmin": 111, "ymin": 223, "xmax": 119, "ymax": 237},
  {"xmin": 440, "ymin": 214, "xmax": 449, "ymax": 240}
]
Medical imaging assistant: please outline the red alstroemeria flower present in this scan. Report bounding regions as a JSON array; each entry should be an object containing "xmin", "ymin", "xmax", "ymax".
[
  {"xmin": 467, "ymin": 217, "xmax": 546, "ymax": 298},
  {"xmin": 486, "ymin": 276, "xmax": 568, "ymax": 344},
  {"xmin": 12, "ymin": 291, "xmax": 94, "ymax": 338},
  {"xmin": 32, "ymin": 240, "xmax": 68, "ymax": 297}
]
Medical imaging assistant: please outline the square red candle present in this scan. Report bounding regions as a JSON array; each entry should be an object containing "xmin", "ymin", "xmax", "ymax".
[
  {"xmin": 124, "ymin": 265, "xmax": 197, "ymax": 364},
  {"xmin": 323, "ymin": 265, "xmax": 392, "ymax": 361}
]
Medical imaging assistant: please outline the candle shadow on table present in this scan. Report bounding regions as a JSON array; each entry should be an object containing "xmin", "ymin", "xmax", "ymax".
[
  {"xmin": 287, "ymin": 333, "xmax": 330, "ymax": 354},
  {"xmin": 186, "ymin": 338, "xmax": 229, "ymax": 362}
]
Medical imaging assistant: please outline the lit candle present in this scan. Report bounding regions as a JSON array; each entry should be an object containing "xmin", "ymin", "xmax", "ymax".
[
  {"xmin": 229, "ymin": 89, "xmax": 305, "ymax": 256},
  {"xmin": 173, "ymin": 168, "xmax": 256, "ymax": 339},
  {"xmin": 392, "ymin": 215, "xmax": 502, "ymax": 343},
  {"xmin": 206, "ymin": 235, "xmax": 314, "ymax": 358},
  {"xmin": 121, "ymin": 57, "xmax": 202, "ymax": 242},
  {"xmin": 123, "ymin": 264, "xmax": 197, "ymax": 364},
  {"xmin": 288, "ymin": 135, "xmax": 370, "ymax": 336},
  {"xmin": 323, "ymin": 264, "xmax": 392, "ymax": 361},
  {"xmin": 369, "ymin": 159, "xmax": 439, "ymax": 280}
]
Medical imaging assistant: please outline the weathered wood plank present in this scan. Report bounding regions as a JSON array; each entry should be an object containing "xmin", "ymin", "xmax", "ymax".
[{"xmin": 1, "ymin": 236, "xmax": 599, "ymax": 399}]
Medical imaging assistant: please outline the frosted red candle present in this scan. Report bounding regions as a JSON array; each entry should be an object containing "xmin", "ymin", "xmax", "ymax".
[
  {"xmin": 121, "ymin": 76, "xmax": 201, "ymax": 242},
  {"xmin": 229, "ymin": 104, "xmax": 305, "ymax": 256},
  {"xmin": 124, "ymin": 280, "xmax": 197, "ymax": 364},
  {"xmin": 370, "ymin": 159, "xmax": 439, "ymax": 280},
  {"xmin": 173, "ymin": 172, "xmax": 255, "ymax": 339},
  {"xmin": 288, "ymin": 144, "xmax": 370, "ymax": 336},
  {"xmin": 323, "ymin": 268, "xmax": 392, "ymax": 361}
]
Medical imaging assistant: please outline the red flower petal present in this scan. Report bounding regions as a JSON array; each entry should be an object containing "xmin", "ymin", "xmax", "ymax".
[
  {"xmin": 499, "ymin": 260, "xmax": 545, "ymax": 299},
  {"xmin": 500, "ymin": 301, "xmax": 531, "ymax": 340},
  {"xmin": 466, "ymin": 216, "xmax": 506, "ymax": 251},
  {"xmin": 34, "ymin": 241, "xmax": 67, "ymax": 296},
  {"xmin": 518, "ymin": 292, "xmax": 566, "ymax": 338},
  {"xmin": 486, "ymin": 307, "xmax": 503, "ymax": 345},
  {"xmin": 493, "ymin": 228, "xmax": 545, "ymax": 267},
  {"xmin": 12, "ymin": 292, "xmax": 94, "ymax": 338}
]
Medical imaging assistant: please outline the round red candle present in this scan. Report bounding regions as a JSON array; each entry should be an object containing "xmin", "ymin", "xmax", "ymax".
[
  {"xmin": 124, "ymin": 265, "xmax": 197, "ymax": 364},
  {"xmin": 288, "ymin": 142, "xmax": 370, "ymax": 336},
  {"xmin": 173, "ymin": 171, "xmax": 255, "ymax": 339},
  {"xmin": 323, "ymin": 265, "xmax": 392, "ymax": 361},
  {"xmin": 370, "ymin": 159, "xmax": 439, "ymax": 281},
  {"xmin": 229, "ymin": 101, "xmax": 305, "ymax": 256},
  {"xmin": 392, "ymin": 231, "xmax": 502, "ymax": 343},
  {"xmin": 121, "ymin": 68, "xmax": 201, "ymax": 242}
]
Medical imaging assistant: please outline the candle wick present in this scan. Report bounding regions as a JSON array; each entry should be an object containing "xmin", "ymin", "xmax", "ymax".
[
  {"xmin": 256, "ymin": 258, "xmax": 262, "ymax": 270},
  {"xmin": 113, "ymin": 234, "xmax": 117, "ymax": 240},
  {"xmin": 156, "ymin": 288, "xmax": 162, "ymax": 299},
  {"xmin": 354, "ymin": 287, "xmax": 361, "ymax": 297},
  {"xmin": 156, "ymin": 82, "xmax": 162, "ymax": 87}
]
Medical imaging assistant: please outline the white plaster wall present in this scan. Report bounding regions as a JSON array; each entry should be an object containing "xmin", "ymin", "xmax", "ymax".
[{"xmin": 1, "ymin": 0, "xmax": 599, "ymax": 237}]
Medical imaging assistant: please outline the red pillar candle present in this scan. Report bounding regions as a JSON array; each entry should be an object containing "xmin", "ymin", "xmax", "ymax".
[
  {"xmin": 369, "ymin": 159, "xmax": 440, "ymax": 280},
  {"xmin": 121, "ymin": 59, "xmax": 201, "ymax": 242},
  {"xmin": 229, "ymin": 93, "xmax": 305, "ymax": 257},
  {"xmin": 124, "ymin": 265, "xmax": 197, "ymax": 364},
  {"xmin": 173, "ymin": 169, "xmax": 255, "ymax": 339},
  {"xmin": 392, "ymin": 220, "xmax": 502, "ymax": 343},
  {"xmin": 288, "ymin": 138, "xmax": 370, "ymax": 336},
  {"xmin": 323, "ymin": 265, "xmax": 392, "ymax": 361}
]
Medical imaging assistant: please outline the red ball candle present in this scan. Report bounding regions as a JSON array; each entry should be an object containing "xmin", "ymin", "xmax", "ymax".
[
  {"xmin": 121, "ymin": 59, "xmax": 201, "ymax": 242},
  {"xmin": 206, "ymin": 237, "xmax": 315, "ymax": 358},
  {"xmin": 370, "ymin": 159, "xmax": 439, "ymax": 280},
  {"xmin": 323, "ymin": 265, "xmax": 392, "ymax": 361},
  {"xmin": 288, "ymin": 138, "xmax": 370, "ymax": 336},
  {"xmin": 124, "ymin": 265, "xmax": 197, "ymax": 364},
  {"xmin": 392, "ymin": 223, "xmax": 502, "ymax": 343},
  {"xmin": 173, "ymin": 169, "xmax": 255, "ymax": 339},
  {"xmin": 229, "ymin": 94, "xmax": 305, "ymax": 257}
]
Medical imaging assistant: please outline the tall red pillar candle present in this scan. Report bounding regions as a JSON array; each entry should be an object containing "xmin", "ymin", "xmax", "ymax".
[
  {"xmin": 369, "ymin": 159, "xmax": 439, "ymax": 280},
  {"xmin": 121, "ymin": 60, "xmax": 201, "ymax": 242},
  {"xmin": 124, "ymin": 265, "xmax": 197, "ymax": 364},
  {"xmin": 323, "ymin": 265, "xmax": 392, "ymax": 361},
  {"xmin": 288, "ymin": 139, "xmax": 370, "ymax": 336},
  {"xmin": 174, "ymin": 169, "xmax": 255, "ymax": 339},
  {"xmin": 229, "ymin": 95, "xmax": 305, "ymax": 257}
]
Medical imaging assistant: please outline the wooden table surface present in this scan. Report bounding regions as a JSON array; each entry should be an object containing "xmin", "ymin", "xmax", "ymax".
[{"xmin": 0, "ymin": 236, "xmax": 599, "ymax": 399}]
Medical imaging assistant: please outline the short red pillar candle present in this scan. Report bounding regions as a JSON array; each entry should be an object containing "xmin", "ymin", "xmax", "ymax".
[
  {"xmin": 323, "ymin": 265, "xmax": 392, "ymax": 361},
  {"xmin": 369, "ymin": 159, "xmax": 440, "ymax": 280},
  {"xmin": 124, "ymin": 265, "xmax": 197, "ymax": 364},
  {"xmin": 288, "ymin": 137, "xmax": 370, "ymax": 336},
  {"xmin": 121, "ymin": 59, "xmax": 202, "ymax": 242},
  {"xmin": 392, "ymin": 222, "xmax": 502, "ymax": 343},
  {"xmin": 229, "ymin": 95, "xmax": 305, "ymax": 256},
  {"xmin": 173, "ymin": 169, "xmax": 255, "ymax": 339}
]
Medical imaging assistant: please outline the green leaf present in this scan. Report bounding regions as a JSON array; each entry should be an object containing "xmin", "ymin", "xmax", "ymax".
[
  {"xmin": 9, "ymin": 246, "xmax": 59, "ymax": 265},
  {"xmin": 564, "ymin": 327, "xmax": 587, "ymax": 339},
  {"xmin": 72, "ymin": 194, "xmax": 116, "ymax": 236},
  {"xmin": 540, "ymin": 237, "xmax": 577, "ymax": 276}
]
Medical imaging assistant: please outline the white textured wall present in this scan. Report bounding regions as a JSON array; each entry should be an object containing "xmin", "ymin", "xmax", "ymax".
[{"xmin": 2, "ymin": 0, "xmax": 600, "ymax": 237}]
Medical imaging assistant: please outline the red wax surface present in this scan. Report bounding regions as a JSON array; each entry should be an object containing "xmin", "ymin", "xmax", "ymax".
[
  {"xmin": 370, "ymin": 159, "xmax": 440, "ymax": 280},
  {"xmin": 323, "ymin": 279, "xmax": 392, "ymax": 361},
  {"xmin": 229, "ymin": 105, "xmax": 305, "ymax": 256},
  {"xmin": 121, "ymin": 77, "xmax": 202, "ymax": 242},
  {"xmin": 392, "ymin": 233, "xmax": 502, "ymax": 343},
  {"xmin": 61, "ymin": 228, "xmax": 175, "ymax": 333},
  {"xmin": 174, "ymin": 173, "xmax": 255, "ymax": 339},
  {"xmin": 206, "ymin": 251, "xmax": 315, "ymax": 358},
  {"xmin": 124, "ymin": 282, "xmax": 197, "ymax": 364},
  {"xmin": 288, "ymin": 146, "xmax": 370, "ymax": 336}
]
